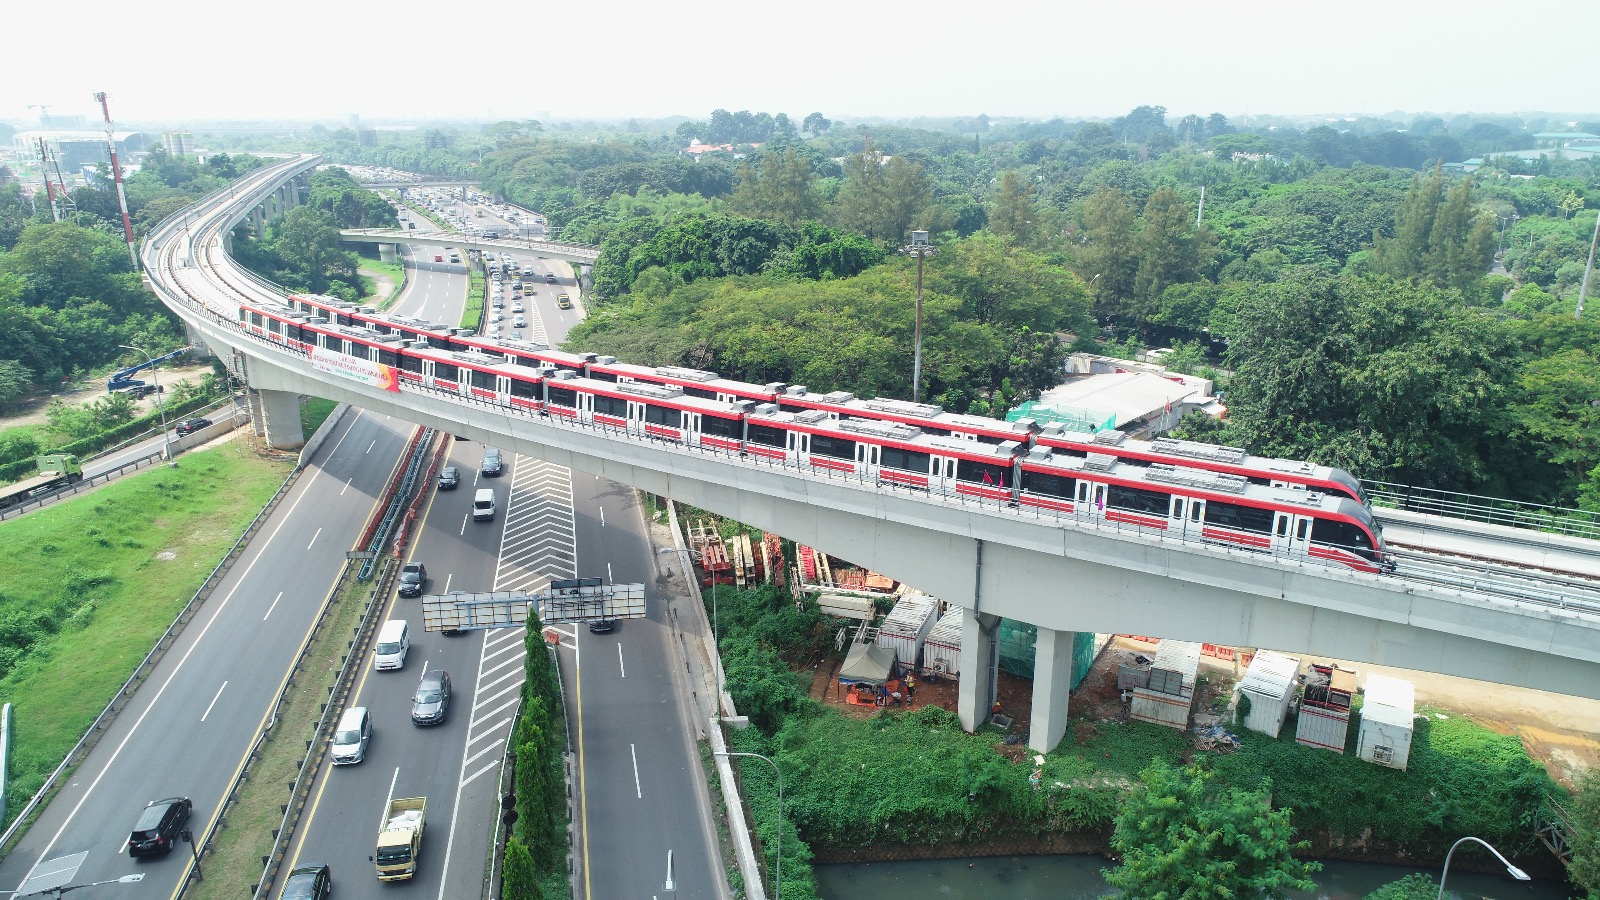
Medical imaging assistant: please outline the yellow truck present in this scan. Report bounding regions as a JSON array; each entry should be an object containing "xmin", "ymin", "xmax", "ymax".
[{"xmin": 374, "ymin": 797, "xmax": 426, "ymax": 881}]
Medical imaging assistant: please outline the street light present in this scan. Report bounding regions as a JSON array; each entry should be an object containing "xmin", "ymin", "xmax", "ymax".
[
  {"xmin": 119, "ymin": 345, "xmax": 174, "ymax": 467},
  {"xmin": 716, "ymin": 746, "xmax": 784, "ymax": 896},
  {"xmin": 0, "ymin": 873, "xmax": 145, "ymax": 898},
  {"xmin": 1436, "ymin": 835, "xmax": 1530, "ymax": 899},
  {"xmin": 900, "ymin": 231, "xmax": 935, "ymax": 404}
]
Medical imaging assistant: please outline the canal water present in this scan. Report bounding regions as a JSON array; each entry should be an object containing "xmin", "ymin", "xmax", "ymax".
[{"xmin": 816, "ymin": 855, "xmax": 1572, "ymax": 899}]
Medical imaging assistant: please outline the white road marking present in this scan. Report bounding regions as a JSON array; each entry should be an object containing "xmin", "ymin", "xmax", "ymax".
[
  {"xmin": 201, "ymin": 681, "xmax": 229, "ymax": 722},
  {"xmin": 443, "ymin": 573, "xmax": 453, "ymax": 594},
  {"xmin": 461, "ymin": 760, "xmax": 500, "ymax": 787},
  {"xmin": 306, "ymin": 527, "xmax": 322, "ymax": 549},
  {"xmin": 617, "ymin": 643, "xmax": 625, "ymax": 678},
  {"xmin": 367, "ymin": 440, "xmax": 375, "ymax": 454},
  {"xmin": 631, "ymin": 744, "xmax": 642, "ymax": 798},
  {"xmin": 382, "ymin": 767, "xmax": 400, "ymax": 825},
  {"xmin": 262, "ymin": 591, "xmax": 284, "ymax": 620},
  {"xmin": 340, "ymin": 475, "xmax": 354, "ymax": 496},
  {"xmin": 607, "ymin": 562, "xmax": 612, "ymax": 582},
  {"xmin": 460, "ymin": 513, "xmax": 468, "ymax": 536}
]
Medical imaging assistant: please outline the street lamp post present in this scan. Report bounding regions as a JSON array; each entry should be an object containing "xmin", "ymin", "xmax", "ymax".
[
  {"xmin": 900, "ymin": 231, "xmax": 935, "ymax": 404},
  {"xmin": 1577, "ymin": 207, "xmax": 1599, "ymax": 320},
  {"xmin": 119, "ymin": 344, "xmax": 174, "ymax": 466},
  {"xmin": 1436, "ymin": 835, "xmax": 1530, "ymax": 899},
  {"xmin": 0, "ymin": 873, "xmax": 145, "ymax": 898},
  {"xmin": 716, "ymin": 750, "xmax": 782, "ymax": 900}
]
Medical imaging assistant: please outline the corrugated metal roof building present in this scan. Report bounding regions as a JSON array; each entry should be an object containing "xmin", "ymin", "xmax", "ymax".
[{"xmin": 1129, "ymin": 639, "xmax": 1202, "ymax": 730}]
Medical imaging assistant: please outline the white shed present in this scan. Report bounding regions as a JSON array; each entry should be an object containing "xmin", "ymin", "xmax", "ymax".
[
  {"xmin": 1233, "ymin": 651, "xmax": 1300, "ymax": 738},
  {"xmin": 876, "ymin": 594, "xmax": 939, "ymax": 668},
  {"xmin": 922, "ymin": 606, "xmax": 963, "ymax": 679},
  {"xmin": 1357, "ymin": 673, "xmax": 1416, "ymax": 770},
  {"xmin": 1129, "ymin": 640, "xmax": 1202, "ymax": 730}
]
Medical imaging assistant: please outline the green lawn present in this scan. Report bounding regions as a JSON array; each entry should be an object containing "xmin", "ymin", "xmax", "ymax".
[
  {"xmin": 300, "ymin": 397, "xmax": 338, "ymax": 437},
  {"xmin": 361, "ymin": 257, "xmax": 406, "ymax": 307},
  {"xmin": 0, "ymin": 448, "xmax": 293, "ymax": 830},
  {"xmin": 462, "ymin": 272, "xmax": 486, "ymax": 330}
]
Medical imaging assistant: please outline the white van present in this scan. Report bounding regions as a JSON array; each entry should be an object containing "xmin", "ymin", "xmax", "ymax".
[
  {"xmin": 473, "ymin": 489, "xmax": 496, "ymax": 522},
  {"xmin": 331, "ymin": 707, "xmax": 371, "ymax": 765},
  {"xmin": 374, "ymin": 619, "xmax": 410, "ymax": 670}
]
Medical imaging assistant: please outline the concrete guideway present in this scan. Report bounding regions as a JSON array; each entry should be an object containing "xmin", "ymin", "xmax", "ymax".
[{"xmin": 339, "ymin": 228, "xmax": 600, "ymax": 266}]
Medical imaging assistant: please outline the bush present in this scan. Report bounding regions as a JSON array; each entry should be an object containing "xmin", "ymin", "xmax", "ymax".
[{"xmin": 1364, "ymin": 873, "xmax": 1438, "ymax": 899}]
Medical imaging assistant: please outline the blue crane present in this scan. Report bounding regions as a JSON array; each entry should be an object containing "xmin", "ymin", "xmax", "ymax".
[{"xmin": 107, "ymin": 347, "xmax": 188, "ymax": 395}]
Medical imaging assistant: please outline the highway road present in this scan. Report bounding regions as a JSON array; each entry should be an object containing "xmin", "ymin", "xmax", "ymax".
[{"xmin": 0, "ymin": 409, "xmax": 418, "ymax": 900}]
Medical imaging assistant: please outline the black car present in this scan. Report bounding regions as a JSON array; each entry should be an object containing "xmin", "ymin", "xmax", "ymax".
[
  {"xmin": 411, "ymin": 670, "xmax": 452, "ymax": 725},
  {"xmin": 174, "ymin": 418, "xmax": 212, "ymax": 437},
  {"xmin": 437, "ymin": 466, "xmax": 460, "ymax": 491},
  {"xmin": 480, "ymin": 448, "xmax": 504, "ymax": 477},
  {"xmin": 281, "ymin": 862, "xmax": 332, "ymax": 900},
  {"xmin": 398, "ymin": 562, "xmax": 428, "ymax": 598},
  {"xmin": 128, "ymin": 796, "xmax": 192, "ymax": 857},
  {"xmin": 588, "ymin": 619, "xmax": 617, "ymax": 634}
]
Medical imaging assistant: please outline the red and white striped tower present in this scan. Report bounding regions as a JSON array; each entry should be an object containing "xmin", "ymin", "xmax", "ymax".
[
  {"xmin": 93, "ymin": 91, "xmax": 138, "ymax": 268},
  {"xmin": 36, "ymin": 137, "xmax": 60, "ymax": 222}
]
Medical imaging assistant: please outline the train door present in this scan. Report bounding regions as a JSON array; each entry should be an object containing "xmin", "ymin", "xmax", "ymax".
[
  {"xmin": 854, "ymin": 443, "xmax": 881, "ymax": 481},
  {"xmin": 495, "ymin": 375, "xmax": 512, "ymax": 406},
  {"xmin": 786, "ymin": 430, "xmax": 809, "ymax": 466},
  {"xmin": 626, "ymin": 400, "xmax": 645, "ymax": 438},
  {"xmin": 1168, "ymin": 495, "xmax": 1205, "ymax": 539},
  {"xmin": 927, "ymin": 454, "xmax": 956, "ymax": 494},
  {"xmin": 684, "ymin": 412, "xmax": 702, "ymax": 448},
  {"xmin": 1075, "ymin": 480, "xmax": 1108, "ymax": 521},
  {"xmin": 1270, "ymin": 512, "xmax": 1313, "ymax": 558},
  {"xmin": 575, "ymin": 390, "xmax": 595, "ymax": 425},
  {"xmin": 420, "ymin": 359, "xmax": 437, "ymax": 389}
]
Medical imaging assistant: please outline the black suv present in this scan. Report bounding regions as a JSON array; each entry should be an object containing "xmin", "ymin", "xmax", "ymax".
[
  {"xmin": 411, "ymin": 670, "xmax": 452, "ymax": 725},
  {"xmin": 281, "ymin": 862, "xmax": 332, "ymax": 900},
  {"xmin": 437, "ymin": 466, "xmax": 460, "ymax": 491},
  {"xmin": 398, "ymin": 562, "xmax": 428, "ymax": 598},
  {"xmin": 128, "ymin": 796, "xmax": 192, "ymax": 857},
  {"xmin": 175, "ymin": 418, "xmax": 212, "ymax": 437},
  {"xmin": 480, "ymin": 448, "xmax": 504, "ymax": 477}
]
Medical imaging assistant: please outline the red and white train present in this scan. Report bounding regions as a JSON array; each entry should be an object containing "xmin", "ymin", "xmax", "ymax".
[{"xmin": 236, "ymin": 293, "xmax": 1392, "ymax": 574}]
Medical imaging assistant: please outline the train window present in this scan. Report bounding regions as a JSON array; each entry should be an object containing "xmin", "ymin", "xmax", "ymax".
[
  {"xmin": 399, "ymin": 354, "xmax": 422, "ymax": 374},
  {"xmin": 1203, "ymin": 501, "xmax": 1274, "ymax": 535},
  {"xmin": 1021, "ymin": 470, "xmax": 1076, "ymax": 500},
  {"xmin": 378, "ymin": 348, "xmax": 400, "ymax": 367},
  {"xmin": 509, "ymin": 377, "xmax": 539, "ymax": 399},
  {"xmin": 975, "ymin": 434, "xmax": 1004, "ymax": 445},
  {"xmin": 643, "ymin": 404, "xmax": 678, "ymax": 426},
  {"xmin": 880, "ymin": 445, "xmax": 931, "ymax": 474},
  {"xmin": 682, "ymin": 385, "xmax": 717, "ymax": 400},
  {"xmin": 1276, "ymin": 516, "xmax": 1290, "ymax": 537},
  {"xmin": 1296, "ymin": 519, "xmax": 1310, "ymax": 541},
  {"xmin": 427, "ymin": 335, "xmax": 451, "ymax": 350},
  {"xmin": 956, "ymin": 458, "xmax": 1013, "ymax": 488},
  {"xmin": 335, "ymin": 313, "xmax": 352, "ymax": 326},
  {"xmin": 594, "ymin": 394, "xmax": 627, "ymax": 418},
  {"xmin": 547, "ymin": 385, "xmax": 577, "ymax": 408},
  {"xmin": 591, "ymin": 369, "xmax": 618, "ymax": 383},
  {"xmin": 471, "ymin": 369, "xmax": 497, "ymax": 390},
  {"xmin": 922, "ymin": 425, "xmax": 952, "ymax": 438},
  {"xmin": 810, "ymin": 434, "xmax": 856, "ymax": 460},
  {"xmin": 1311, "ymin": 518, "xmax": 1373, "ymax": 553},
  {"xmin": 250, "ymin": 311, "xmax": 263, "ymax": 327},
  {"xmin": 747, "ymin": 423, "xmax": 786, "ymax": 448},
  {"xmin": 434, "ymin": 363, "xmax": 459, "ymax": 382},
  {"xmin": 268, "ymin": 318, "xmax": 282, "ymax": 335},
  {"xmin": 1107, "ymin": 484, "xmax": 1166, "ymax": 515},
  {"xmin": 701, "ymin": 415, "xmax": 741, "ymax": 439},
  {"xmin": 286, "ymin": 324, "xmax": 304, "ymax": 343}
]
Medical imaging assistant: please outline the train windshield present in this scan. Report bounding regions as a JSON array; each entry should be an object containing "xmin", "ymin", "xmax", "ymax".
[{"xmin": 1328, "ymin": 468, "xmax": 1369, "ymax": 505}]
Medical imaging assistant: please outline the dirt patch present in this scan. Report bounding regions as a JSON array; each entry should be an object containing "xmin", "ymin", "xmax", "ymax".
[{"xmin": 1, "ymin": 364, "xmax": 216, "ymax": 432}]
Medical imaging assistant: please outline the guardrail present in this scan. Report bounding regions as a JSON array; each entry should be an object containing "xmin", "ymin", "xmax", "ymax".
[
  {"xmin": 1367, "ymin": 480, "xmax": 1600, "ymax": 542},
  {"xmin": 0, "ymin": 463, "xmax": 305, "ymax": 853}
]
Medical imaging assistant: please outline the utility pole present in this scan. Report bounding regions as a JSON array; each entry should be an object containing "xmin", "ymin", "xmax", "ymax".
[
  {"xmin": 901, "ymin": 231, "xmax": 935, "ymax": 404},
  {"xmin": 1577, "ymin": 208, "xmax": 1599, "ymax": 320},
  {"xmin": 36, "ymin": 138, "xmax": 60, "ymax": 222},
  {"xmin": 93, "ymin": 92, "xmax": 139, "ymax": 269}
]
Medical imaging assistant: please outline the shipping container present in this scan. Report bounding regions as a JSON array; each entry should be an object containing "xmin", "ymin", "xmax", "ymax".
[
  {"xmin": 922, "ymin": 606, "xmax": 963, "ymax": 679},
  {"xmin": 1356, "ymin": 673, "xmax": 1415, "ymax": 770},
  {"xmin": 1129, "ymin": 640, "xmax": 1202, "ymax": 730},
  {"xmin": 876, "ymin": 594, "xmax": 939, "ymax": 669},
  {"xmin": 1295, "ymin": 663, "xmax": 1356, "ymax": 753},
  {"xmin": 1233, "ymin": 651, "xmax": 1301, "ymax": 738}
]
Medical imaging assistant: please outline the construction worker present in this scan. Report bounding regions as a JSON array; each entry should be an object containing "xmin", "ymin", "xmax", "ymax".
[{"xmin": 906, "ymin": 675, "xmax": 917, "ymax": 701}]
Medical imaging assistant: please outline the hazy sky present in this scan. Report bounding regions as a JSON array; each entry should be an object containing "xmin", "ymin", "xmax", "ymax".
[{"xmin": 4, "ymin": 0, "xmax": 1597, "ymax": 128}]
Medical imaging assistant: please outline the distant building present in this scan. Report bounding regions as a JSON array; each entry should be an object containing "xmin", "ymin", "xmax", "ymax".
[
  {"xmin": 679, "ymin": 138, "xmax": 761, "ymax": 160},
  {"xmin": 1028, "ymin": 353, "xmax": 1221, "ymax": 439},
  {"xmin": 1532, "ymin": 132, "xmax": 1600, "ymax": 149},
  {"xmin": 13, "ymin": 130, "xmax": 156, "ymax": 173},
  {"xmin": 164, "ymin": 130, "xmax": 195, "ymax": 158}
]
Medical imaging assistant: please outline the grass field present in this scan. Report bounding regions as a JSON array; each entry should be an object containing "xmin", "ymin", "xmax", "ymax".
[
  {"xmin": 463, "ymin": 271, "xmax": 486, "ymax": 330},
  {"xmin": 0, "ymin": 446, "xmax": 293, "ymax": 831},
  {"xmin": 361, "ymin": 257, "xmax": 406, "ymax": 307},
  {"xmin": 300, "ymin": 397, "xmax": 338, "ymax": 438}
]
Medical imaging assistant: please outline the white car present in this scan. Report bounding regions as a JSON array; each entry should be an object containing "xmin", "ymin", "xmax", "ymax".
[{"xmin": 490, "ymin": 312, "xmax": 503, "ymax": 323}]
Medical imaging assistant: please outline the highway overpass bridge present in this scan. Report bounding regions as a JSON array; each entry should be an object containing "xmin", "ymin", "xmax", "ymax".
[
  {"xmin": 338, "ymin": 227, "xmax": 601, "ymax": 266},
  {"xmin": 144, "ymin": 155, "xmax": 1600, "ymax": 754}
]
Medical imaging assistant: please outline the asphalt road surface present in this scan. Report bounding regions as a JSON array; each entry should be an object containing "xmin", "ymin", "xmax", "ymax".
[{"xmin": 0, "ymin": 410, "xmax": 417, "ymax": 900}]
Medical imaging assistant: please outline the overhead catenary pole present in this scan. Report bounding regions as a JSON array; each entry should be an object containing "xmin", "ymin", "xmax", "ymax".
[
  {"xmin": 902, "ymin": 231, "xmax": 936, "ymax": 404},
  {"xmin": 1577, "ymin": 207, "xmax": 1599, "ymax": 320},
  {"xmin": 93, "ymin": 91, "xmax": 139, "ymax": 268}
]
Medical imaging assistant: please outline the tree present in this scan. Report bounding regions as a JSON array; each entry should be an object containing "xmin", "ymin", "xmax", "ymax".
[
  {"xmin": 0, "ymin": 358, "xmax": 30, "ymax": 414},
  {"xmin": 1371, "ymin": 170, "xmax": 1494, "ymax": 293},
  {"xmin": 272, "ymin": 207, "xmax": 360, "ymax": 292},
  {"xmin": 1362, "ymin": 873, "xmax": 1438, "ymax": 899},
  {"xmin": 802, "ymin": 112, "xmax": 832, "ymax": 136},
  {"xmin": 988, "ymin": 171, "xmax": 1036, "ymax": 245},
  {"xmin": 1570, "ymin": 769, "xmax": 1600, "ymax": 898},
  {"xmin": 1103, "ymin": 761, "xmax": 1319, "ymax": 899},
  {"xmin": 730, "ymin": 150, "xmax": 820, "ymax": 226},
  {"xmin": 1133, "ymin": 187, "xmax": 1208, "ymax": 320},
  {"xmin": 1077, "ymin": 187, "xmax": 1139, "ymax": 323},
  {"xmin": 833, "ymin": 149, "xmax": 931, "ymax": 243},
  {"xmin": 501, "ymin": 838, "xmax": 544, "ymax": 900}
]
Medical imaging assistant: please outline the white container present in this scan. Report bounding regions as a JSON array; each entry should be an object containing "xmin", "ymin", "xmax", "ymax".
[
  {"xmin": 817, "ymin": 595, "xmax": 875, "ymax": 621},
  {"xmin": 1295, "ymin": 664, "xmax": 1356, "ymax": 753},
  {"xmin": 876, "ymin": 594, "xmax": 938, "ymax": 668},
  {"xmin": 1357, "ymin": 673, "xmax": 1415, "ymax": 770},
  {"xmin": 1233, "ymin": 651, "xmax": 1300, "ymax": 738},
  {"xmin": 922, "ymin": 607, "xmax": 964, "ymax": 678},
  {"xmin": 1130, "ymin": 640, "xmax": 1201, "ymax": 730}
]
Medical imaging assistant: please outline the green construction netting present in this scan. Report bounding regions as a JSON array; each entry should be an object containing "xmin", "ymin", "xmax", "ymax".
[
  {"xmin": 996, "ymin": 620, "xmax": 1099, "ymax": 689},
  {"xmin": 1007, "ymin": 401, "xmax": 1117, "ymax": 434}
]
